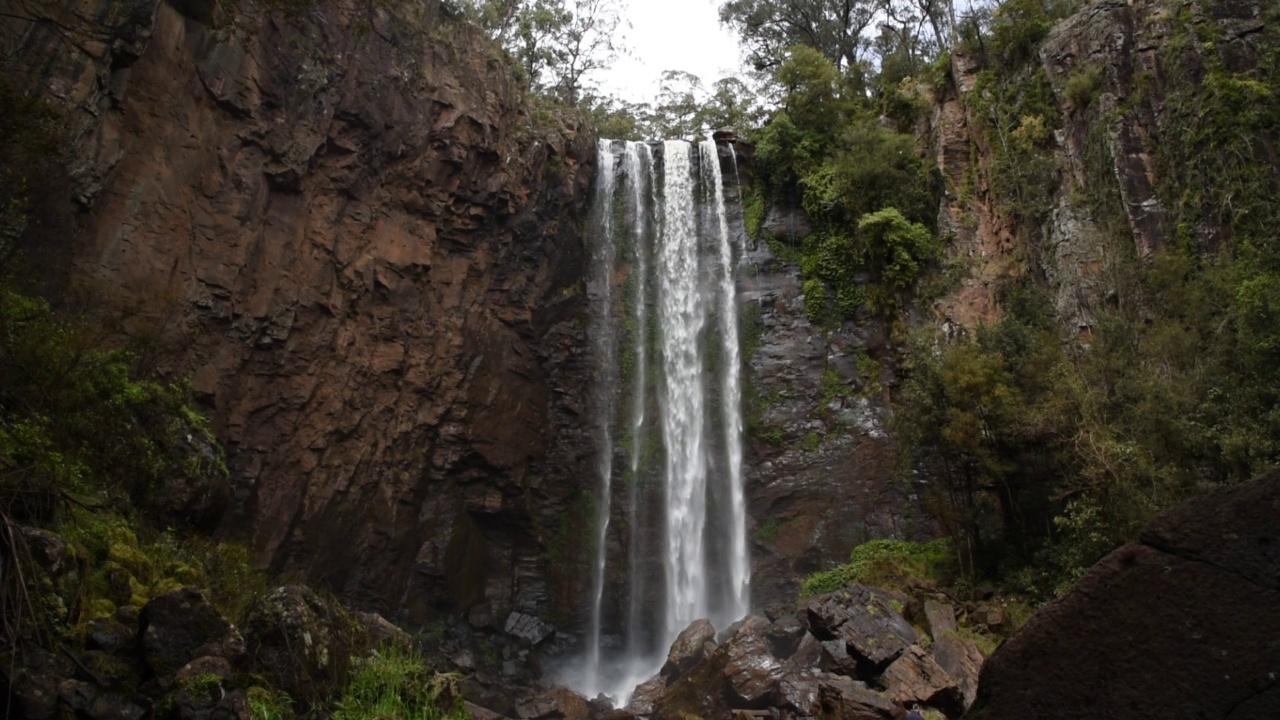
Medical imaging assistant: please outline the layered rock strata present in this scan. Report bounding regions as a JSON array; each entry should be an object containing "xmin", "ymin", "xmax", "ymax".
[{"xmin": 2, "ymin": 0, "xmax": 596, "ymax": 623}]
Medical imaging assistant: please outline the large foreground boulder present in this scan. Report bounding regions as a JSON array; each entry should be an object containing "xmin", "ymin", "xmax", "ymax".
[{"xmin": 968, "ymin": 469, "xmax": 1280, "ymax": 719}]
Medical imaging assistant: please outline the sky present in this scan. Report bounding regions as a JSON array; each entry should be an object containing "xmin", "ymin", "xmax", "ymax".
[{"xmin": 594, "ymin": 0, "xmax": 746, "ymax": 103}]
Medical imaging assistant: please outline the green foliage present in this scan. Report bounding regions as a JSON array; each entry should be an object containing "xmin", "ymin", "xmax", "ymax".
[
  {"xmin": 802, "ymin": 278, "xmax": 828, "ymax": 324},
  {"xmin": 778, "ymin": 46, "xmax": 842, "ymax": 130},
  {"xmin": 799, "ymin": 538, "xmax": 952, "ymax": 598},
  {"xmin": 754, "ymin": 519, "xmax": 780, "ymax": 543},
  {"xmin": 987, "ymin": 0, "xmax": 1079, "ymax": 65},
  {"xmin": 59, "ymin": 507, "xmax": 267, "ymax": 623},
  {"xmin": 857, "ymin": 208, "xmax": 939, "ymax": 312},
  {"xmin": 333, "ymin": 646, "xmax": 467, "ymax": 720},
  {"xmin": 1064, "ymin": 65, "xmax": 1102, "ymax": 110},
  {"xmin": 0, "ymin": 289, "xmax": 227, "ymax": 523},
  {"xmin": 248, "ymin": 686, "xmax": 295, "ymax": 720}
]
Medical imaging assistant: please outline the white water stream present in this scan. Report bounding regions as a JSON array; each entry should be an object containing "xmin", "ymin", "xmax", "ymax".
[{"xmin": 571, "ymin": 139, "xmax": 748, "ymax": 706}]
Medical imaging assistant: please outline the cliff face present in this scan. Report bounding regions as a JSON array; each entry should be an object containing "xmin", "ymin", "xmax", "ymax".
[
  {"xmin": 4, "ymin": 0, "xmax": 596, "ymax": 623},
  {"xmin": 931, "ymin": 0, "xmax": 1273, "ymax": 335}
]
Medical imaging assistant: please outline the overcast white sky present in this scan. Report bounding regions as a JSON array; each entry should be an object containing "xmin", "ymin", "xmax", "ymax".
[{"xmin": 594, "ymin": 0, "xmax": 745, "ymax": 103}]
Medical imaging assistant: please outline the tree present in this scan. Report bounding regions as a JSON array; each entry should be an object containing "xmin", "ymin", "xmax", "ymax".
[
  {"xmin": 719, "ymin": 0, "xmax": 877, "ymax": 73},
  {"xmin": 547, "ymin": 0, "xmax": 624, "ymax": 105},
  {"xmin": 465, "ymin": 0, "xmax": 624, "ymax": 105}
]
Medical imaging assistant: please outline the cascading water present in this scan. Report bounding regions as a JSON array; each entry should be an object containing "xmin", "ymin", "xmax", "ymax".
[{"xmin": 571, "ymin": 138, "xmax": 748, "ymax": 706}]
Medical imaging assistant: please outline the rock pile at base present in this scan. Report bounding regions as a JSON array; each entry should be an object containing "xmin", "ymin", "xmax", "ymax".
[{"xmin": 615, "ymin": 584, "xmax": 985, "ymax": 720}]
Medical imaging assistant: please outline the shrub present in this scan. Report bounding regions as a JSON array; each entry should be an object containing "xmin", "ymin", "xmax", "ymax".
[
  {"xmin": 800, "ymin": 538, "xmax": 952, "ymax": 597},
  {"xmin": 333, "ymin": 646, "xmax": 466, "ymax": 720}
]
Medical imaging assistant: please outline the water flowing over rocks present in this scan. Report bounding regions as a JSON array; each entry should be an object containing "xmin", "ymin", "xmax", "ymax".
[{"xmin": 968, "ymin": 468, "xmax": 1280, "ymax": 719}]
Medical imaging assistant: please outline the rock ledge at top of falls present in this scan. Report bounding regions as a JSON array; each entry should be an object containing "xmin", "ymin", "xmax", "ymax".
[
  {"xmin": 2, "ymin": 0, "xmax": 596, "ymax": 624},
  {"xmin": 967, "ymin": 468, "xmax": 1280, "ymax": 719}
]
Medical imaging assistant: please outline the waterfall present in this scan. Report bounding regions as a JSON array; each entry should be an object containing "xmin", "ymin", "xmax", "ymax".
[
  {"xmin": 571, "ymin": 138, "xmax": 749, "ymax": 706},
  {"xmin": 700, "ymin": 140, "xmax": 749, "ymax": 625},
  {"xmin": 624, "ymin": 141, "xmax": 654, "ymax": 662},
  {"xmin": 583, "ymin": 140, "xmax": 619, "ymax": 694}
]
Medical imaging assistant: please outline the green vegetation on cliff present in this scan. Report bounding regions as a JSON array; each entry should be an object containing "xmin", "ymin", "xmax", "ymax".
[
  {"xmin": 891, "ymin": 0, "xmax": 1280, "ymax": 598},
  {"xmin": 725, "ymin": 0, "xmax": 1280, "ymax": 603}
]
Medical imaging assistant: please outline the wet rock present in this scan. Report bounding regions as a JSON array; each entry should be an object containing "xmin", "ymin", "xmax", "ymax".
[
  {"xmin": 805, "ymin": 586, "xmax": 917, "ymax": 670},
  {"xmin": 762, "ymin": 203, "xmax": 813, "ymax": 243},
  {"xmin": 969, "ymin": 468, "xmax": 1280, "ymax": 719},
  {"xmin": 139, "ymin": 587, "xmax": 244, "ymax": 678},
  {"xmin": 777, "ymin": 670, "xmax": 823, "ymax": 715},
  {"xmin": 724, "ymin": 626, "xmax": 786, "ymax": 704},
  {"xmin": 505, "ymin": 612, "xmax": 555, "ymax": 647},
  {"xmin": 514, "ymin": 687, "xmax": 589, "ymax": 720},
  {"xmin": 465, "ymin": 701, "xmax": 513, "ymax": 720},
  {"xmin": 242, "ymin": 585, "xmax": 350, "ymax": 702},
  {"xmin": 819, "ymin": 640, "xmax": 860, "ymax": 678},
  {"xmin": 20, "ymin": 527, "xmax": 73, "ymax": 576},
  {"xmin": 789, "ymin": 631, "xmax": 824, "ymax": 669},
  {"xmin": 663, "ymin": 618, "xmax": 716, "ymax": 677},
  {"xmin": 881, "ymin": 645, "xmax": 963, "ymax": 716},
  {"xmin": 817, "ymin": 674, "xmax": 900, "ymax": 720},
  {"xmin": 625, "ymin": 674, "xmax": 666, "ymax": 715},
  {"xmin": 762, "ymin": 612, "xmax": 806, "ymax": 659}
]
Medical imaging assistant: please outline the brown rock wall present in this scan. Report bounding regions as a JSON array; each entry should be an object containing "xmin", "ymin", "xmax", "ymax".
[{"xmin": 3, "ymin": 0, "xmax": 596, "ymax": 624}]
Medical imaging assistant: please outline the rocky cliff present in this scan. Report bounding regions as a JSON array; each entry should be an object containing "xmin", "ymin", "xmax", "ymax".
[{"xmin": 2, "ymin": 0, "xmax": 596, "ymax": 625}]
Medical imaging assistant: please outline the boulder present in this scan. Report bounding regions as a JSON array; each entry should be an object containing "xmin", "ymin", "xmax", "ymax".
[
  {"xmin": 762, "ymin": 612, "xmax": 807, "ymax": 659},
  {"xmin": 789, "ymin": 631, "xmax": 824, "ymax": 669},
  {"xmin": 504, "ymin": 612, "xmax": 555, "ymax": 646},
  {"xmin": 241, "ymin": 585, "xmax": 350, "ymax": 702},
  {"xmin": 57, "ymin": 679, "xmax": 148, "ymax": 720},
  {"xmin": 354, "ymin": 611, "xmax": 414, "ymax": 652},
  {"xmin": 817, "ymin": 674, "xmax": 901, "ymax": 720},
  {"xmin": 880, "ymin": 645, "xmax": 963, "ymax": 716},
  {"xmin": 662, "ymin": 618, "xmax": 716, "ymax": 677},
  {"xmin": 139, "ymin": 587, "xmax": 244, "ymax": 678},
  {"xmin": 515, "ymin": 686, "xmax": 589, "ymax": 720},
  {"xmin": 87, "ymin": 616, "xmax": 138, "ymax": 655},
  {"xmin": 922, "ymin": 600, "xmax": 957, "ymax": 638},
  {"xmin": 625, "ymin": 674, "xmax": 666, "ymax": 716},
  {"xmin": 805, "ymin": 585, "xmax": 917, "ymax": 670},
  {"xmin": 819, "ymin": 639, "xmax": 861, "ymax": 678},
  {"xmin": 723, "ymin": 627, "xmax": 787, "ymax": 705},
  {"xmin": 969, "ymin": 469, "xmax": 1280, "ymax": 719},
  {"xmin": 930, "ymin": 632, "xmax": 983, "ymax": 710},
  {"xmin": 1, "ymin": 650, "xmax": 75, "ymax": 720}
]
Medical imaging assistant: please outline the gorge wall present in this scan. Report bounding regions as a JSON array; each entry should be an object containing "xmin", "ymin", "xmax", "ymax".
[
  {"xmin": 6, "ymin": 0, "xmax": 1272, "ymax": 652},
  {"xmin": 2, "ymin": 0, "xmax": 597, "ymax": 625}
]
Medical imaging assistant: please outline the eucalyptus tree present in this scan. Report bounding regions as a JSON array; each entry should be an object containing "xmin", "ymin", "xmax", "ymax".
[
  {"xmin": 464, "ymin": 0, "xmax": 623, "ymax": 104},
  {"xmin": 719, "ymin": 0, "xmax": 878, "ymax": 73}
]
